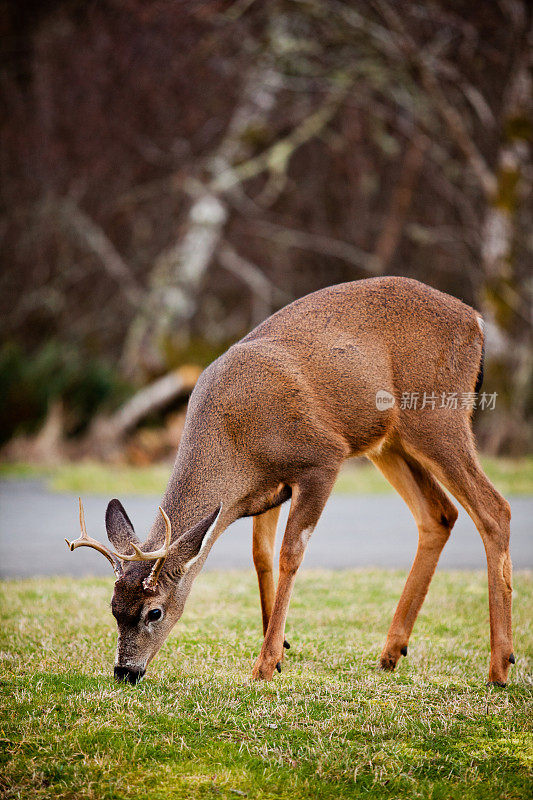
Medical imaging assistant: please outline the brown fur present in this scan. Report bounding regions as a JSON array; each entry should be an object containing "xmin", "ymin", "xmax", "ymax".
[{"xmin": 106, "ymin": 277, "xmax": 512, "ymax": 685}]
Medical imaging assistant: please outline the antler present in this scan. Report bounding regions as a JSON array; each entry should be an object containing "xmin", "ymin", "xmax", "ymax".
[
  {"xmin": 113, "ymin": 506, "xmax": 172, "ymax": 562},
  {"xmin": 65, "ymin": 498, "xmax": 124, "ymax": 579},
  {"xmin": 65, "ymin": 499, "xmax": 173, "ymax": 592},
  {"xmin": 128, "ymin": 507, "xmax": 172, "ymax": 594}
]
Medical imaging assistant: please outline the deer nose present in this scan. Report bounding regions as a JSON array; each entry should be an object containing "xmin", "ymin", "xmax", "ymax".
[{"xmin": 114, "ymin": 666, "xmax": 145, "ymax": 685}]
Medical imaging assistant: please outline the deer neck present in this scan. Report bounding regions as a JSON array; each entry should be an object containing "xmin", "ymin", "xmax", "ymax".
[{"xmin": 144, "ymin": 430, "xmax": 229, "ymax": 549}]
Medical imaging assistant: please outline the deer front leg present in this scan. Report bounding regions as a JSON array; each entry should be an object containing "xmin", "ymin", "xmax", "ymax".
[
  {"xmin": 253, "ymin": 506, "xmax": 291, "ymax": 655},
  {"xmin": 252, "ymin": 469, "xmax": 337, "ymax": 681},
  {"xmin": 253, "ymin": 506, "xmax": 281, "ymax": 636}
]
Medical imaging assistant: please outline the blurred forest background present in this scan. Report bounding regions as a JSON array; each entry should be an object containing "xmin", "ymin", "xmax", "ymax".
[{"xmin": 1, "ymin": 0, "xmax": 532, "ymax": 465}]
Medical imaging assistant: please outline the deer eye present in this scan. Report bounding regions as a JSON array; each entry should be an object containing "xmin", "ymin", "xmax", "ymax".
[{"xmin": 146, "ymin": 608, "xmax": 162, "ymax": 622}]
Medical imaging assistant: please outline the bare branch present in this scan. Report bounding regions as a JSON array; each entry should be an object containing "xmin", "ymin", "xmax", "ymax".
[
  {"xmin": 218, "ymin": 243, "xmax": 289, "ymax": 304},
  {"xmin": 211, "ymin": 87, "xmax": 350, "ymax": 193},
  {"xmin": 252, "ymin": 220, "xmax": 381, "ymax": 274},
  {"xmin": 373, "ymin": 134, "xmax": 428, "ymax": 270},
  {"xmin": 224, "ymin": 0, "xmax": 260, "ymax": 21},
  {"xmin": 54, "ymin": 197, "xmax": 143, "ymax": 306},
  {"xmin": 374, "ymin": 0, "xmax": 497, "ymax": 198}
]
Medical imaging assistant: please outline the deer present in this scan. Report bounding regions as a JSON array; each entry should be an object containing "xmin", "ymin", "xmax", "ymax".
[{"xmin": 66, "ymin": 276, "xmax": 514, "ymax": 686}]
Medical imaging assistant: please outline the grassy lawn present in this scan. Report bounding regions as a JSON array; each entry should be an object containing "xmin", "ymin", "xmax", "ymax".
[
  {"xmin": 2, "ymin": 455, "xmax": 533, "ymax": 496},
  {"xmin": 1, "ymin": 570, "xmax": 531, "ymax": 799}
]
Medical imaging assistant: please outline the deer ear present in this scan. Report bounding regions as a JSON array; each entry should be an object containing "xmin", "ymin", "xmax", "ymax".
[
  {"xmin": 105, "ymin": 499, "xmax": 141, "ymax": 552},
  {"xmin": 176, "ymin": 505, "xmax": 222, "ymax": 570}
]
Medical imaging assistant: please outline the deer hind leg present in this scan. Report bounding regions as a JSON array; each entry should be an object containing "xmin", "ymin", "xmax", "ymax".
[
  {"xmin": 370, "ymin": 446, "xmax": 458, "ymax": 672},
  {"xmin": 404, "ymin": 423, "xmax": 513, "ymax": 685},
  {"xmin": 251, "ymin": 467, "xmax": 338, "ymax": 681}
]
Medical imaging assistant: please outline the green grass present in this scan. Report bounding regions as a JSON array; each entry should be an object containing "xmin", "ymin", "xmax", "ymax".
[
  {"xmin": 0, "ymin": 460, "xmax": 171, "ymax": 496},
  {"xmin": 1, "ymin": 455, "xmax": 533, "ymax": 496},
  {"xmin": 1, "ymin": 570, "xmax": 532, "ymax": 799},
  {"xmin": 334, "ymin": 456, "xmax": 533, "ymax": 496}
]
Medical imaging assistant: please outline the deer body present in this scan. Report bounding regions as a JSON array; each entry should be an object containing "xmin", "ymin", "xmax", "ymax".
[{"xmin": 68, "ymin": 277, "xmax": 514, "ymax": 686}]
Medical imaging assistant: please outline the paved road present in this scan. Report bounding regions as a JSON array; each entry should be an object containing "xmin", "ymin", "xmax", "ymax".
[{"xmin": 0, "ymin": 479, "xmax": 531, "ymax": 578}]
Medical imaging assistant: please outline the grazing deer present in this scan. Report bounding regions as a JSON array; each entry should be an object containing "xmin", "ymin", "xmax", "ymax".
[{"xmin": 66, "ymin": 277, "xmax": 514, "ymax": 686}]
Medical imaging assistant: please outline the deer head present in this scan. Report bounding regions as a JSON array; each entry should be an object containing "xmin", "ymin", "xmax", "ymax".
[{"xmin": 66, "ymin": 497, "xmax": 221, "ymax": 684}]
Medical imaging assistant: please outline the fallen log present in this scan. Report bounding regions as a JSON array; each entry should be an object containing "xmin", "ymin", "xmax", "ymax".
[{"xmin": 87, "ymin": 365, "xmax": 201, "ymax": 458}]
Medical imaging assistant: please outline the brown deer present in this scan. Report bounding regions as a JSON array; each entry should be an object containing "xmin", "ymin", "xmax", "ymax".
[{"xmin": 66, "ymin": 277, "xmax": 514, "ymax": 686}]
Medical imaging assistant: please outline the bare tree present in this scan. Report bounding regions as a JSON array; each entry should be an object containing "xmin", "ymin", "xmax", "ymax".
[{"xmin": 2, "ymin": 0, "xmax": 531, "ymax": 452}]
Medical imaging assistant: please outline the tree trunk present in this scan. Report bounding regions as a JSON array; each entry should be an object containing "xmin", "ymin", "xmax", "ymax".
[{"xmin": 478, "ymin": 37, "xmax": 532, "ymax": 453}]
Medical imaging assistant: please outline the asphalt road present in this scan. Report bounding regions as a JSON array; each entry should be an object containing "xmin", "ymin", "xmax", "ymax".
[{"xmin": 0, "ymin": 479, "xmax": 531, "ymax": 578}]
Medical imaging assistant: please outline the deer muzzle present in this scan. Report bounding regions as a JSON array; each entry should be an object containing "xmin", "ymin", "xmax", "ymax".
[{"xmin": 114, "ymin": 665, "xmax": 146, "ymax": 685}]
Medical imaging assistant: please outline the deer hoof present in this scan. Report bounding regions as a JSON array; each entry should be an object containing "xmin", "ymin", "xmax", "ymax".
[
  {"xmin": 487, "ymin": 680, "xmax": 507, "ymax": 688},
  {"xmin": 252, "ymin": 662, "xmax": 273, "ymax": 681},
  {"xmin": 380, "ymin": 653, "xmax": 396, "ymax": 671},
  {"xmin": 509, "ymin": 653, "xmax": 515, "ymax": 664},
  {"xmin": 276, "ymin": 661, "xmax": 282, "ymax": 673},
  {"xmin": 400, "ymin": 646, "xmax": 408, "ymax": 657},
  {"xmin": 283, "ymin": 639, "xmax": 290, "ymax": 649}
]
